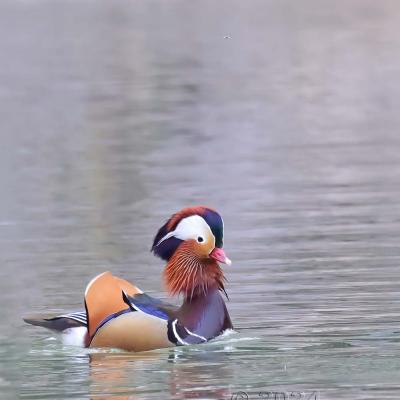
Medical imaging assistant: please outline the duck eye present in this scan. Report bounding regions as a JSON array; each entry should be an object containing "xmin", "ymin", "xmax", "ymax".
[{"xmin": 197, "ymin": 236, "xmax": 204, "ymax": 243}]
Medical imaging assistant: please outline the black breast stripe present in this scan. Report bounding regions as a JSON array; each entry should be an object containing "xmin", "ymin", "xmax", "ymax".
[{"xmin": 167, "ymin": 319, "xmax": 207, "ymax": 346}]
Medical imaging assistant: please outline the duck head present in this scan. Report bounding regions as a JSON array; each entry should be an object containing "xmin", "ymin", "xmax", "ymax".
[{"xmin": 151, "ymin": 206, "xmax": 231, "ymax": 300}]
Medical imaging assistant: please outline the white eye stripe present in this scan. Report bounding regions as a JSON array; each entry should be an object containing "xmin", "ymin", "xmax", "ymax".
[
  {"xmin": 156, "ymin": 231, "xmax": 176, "ymax": 246},
  {"xmin": 156, "ymin": 215, "xmax": 214, "ymax": 247}
]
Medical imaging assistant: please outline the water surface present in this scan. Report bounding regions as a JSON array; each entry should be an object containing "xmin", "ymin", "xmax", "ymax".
[{"xmin": 1, "ymin": 1, "xmax": 400, "ymax": 399}]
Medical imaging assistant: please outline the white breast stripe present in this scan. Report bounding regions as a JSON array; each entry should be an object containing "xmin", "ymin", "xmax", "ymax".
[
  {"xmin": 172, "ymin": 319, "xmax": 189, "ymax": 345},
  {"xmin": 184, "ymin": 327, "xmax": 207, "ymax": 342}
]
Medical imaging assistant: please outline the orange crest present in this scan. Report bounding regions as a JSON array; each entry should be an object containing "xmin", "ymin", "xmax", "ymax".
[{"xmin": 166, "ymin": 205, "xmax": 216, "ymax": 231}]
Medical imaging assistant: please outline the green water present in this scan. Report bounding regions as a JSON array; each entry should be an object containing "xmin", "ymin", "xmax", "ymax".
[{"xmin": 1, "ymin": 0, "xmax": 400, "ymax": 398}]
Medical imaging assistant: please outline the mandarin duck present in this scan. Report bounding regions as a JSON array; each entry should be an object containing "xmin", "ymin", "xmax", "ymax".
[{"xmin": 24, "ymin": 206, "xmax": 233, "ymax": 352}]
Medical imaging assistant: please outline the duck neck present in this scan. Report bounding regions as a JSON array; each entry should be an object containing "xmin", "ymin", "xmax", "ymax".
[{"xmin": 163, "ymin": 243, "xmax": 225, "ymax": 301}]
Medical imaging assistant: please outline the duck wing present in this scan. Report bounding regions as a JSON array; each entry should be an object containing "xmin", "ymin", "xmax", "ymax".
[
  {"xmin": 24, "ymin": 272, "xmax": 177, "ymax": 352},
  {"xmin": 84, "ymin": 271, "xmax": 143, "ymax": 339},
  {"xmin": 85, "ymin": 272, "xmax": 177, "ymax": 351},
  {"xmin": 122, "ymin": 292, "xmax": 178, "ymax": 320},
  {"xmin": 23, "ymin": 311, "xmax": 87, "ymax": 331}
]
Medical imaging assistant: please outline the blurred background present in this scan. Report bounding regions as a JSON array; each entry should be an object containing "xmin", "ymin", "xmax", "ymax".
[{"xmin": 1, "ymin": 0, "xmax": 400, "ymax": 399}]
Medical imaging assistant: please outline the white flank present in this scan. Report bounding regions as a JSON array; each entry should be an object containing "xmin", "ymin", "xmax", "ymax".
[{"xmin": 62, "ymin": 327, "xmax": 87, "ymax": 347}]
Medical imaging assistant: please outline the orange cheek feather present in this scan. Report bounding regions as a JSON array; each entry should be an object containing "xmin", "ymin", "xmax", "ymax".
[
  {"xmin": 163, "ymin": 241, "xmax": 224, "ymax": 299},
  {"xmin": 192, "ymin": 238, "xmax": 214, "ymax": 259}
]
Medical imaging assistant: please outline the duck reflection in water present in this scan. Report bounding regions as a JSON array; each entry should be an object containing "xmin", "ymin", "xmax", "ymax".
[{"xmin": 88, "ymin": 343, "xmax": 235, "ymax": 399}]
